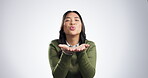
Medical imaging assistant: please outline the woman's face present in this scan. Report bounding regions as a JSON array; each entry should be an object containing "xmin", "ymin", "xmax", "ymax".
[{"xmin": 63, "ymin": 12, "xmax": 82, "ymax": 36}]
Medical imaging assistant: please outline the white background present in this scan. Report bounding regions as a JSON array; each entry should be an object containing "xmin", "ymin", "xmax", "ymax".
[{"xmin": 0, "ymin": 0, "xmax": 148, "ymax": 78}]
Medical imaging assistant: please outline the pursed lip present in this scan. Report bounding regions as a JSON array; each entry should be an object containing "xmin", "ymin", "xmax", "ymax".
[{"xmin": 69, "ymin": 26, "xmax": 76, "ymax": 31}]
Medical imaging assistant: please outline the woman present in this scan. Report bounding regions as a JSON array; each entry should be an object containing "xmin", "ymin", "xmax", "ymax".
[{"xmin": 48, "ymin": 11, "xmax": 96, "ymax": 78}]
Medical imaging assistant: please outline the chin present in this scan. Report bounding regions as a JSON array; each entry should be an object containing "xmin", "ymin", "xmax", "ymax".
[{"xmin": 68, "ymin": 33, "xmax": 80, "ymax": 36}]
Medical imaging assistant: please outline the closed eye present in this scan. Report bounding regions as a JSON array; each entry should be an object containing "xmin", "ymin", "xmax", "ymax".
[
  {"xmin": 75, "ymin": 20, "xmax": 79, "ymax": 21},
  {"xmin": 65, "ymin": 19, "xmax": 70, "ymax": 22}
]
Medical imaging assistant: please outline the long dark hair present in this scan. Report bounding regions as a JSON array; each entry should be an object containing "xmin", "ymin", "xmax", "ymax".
[{"xmin": 59, "ymin": 11, "xmax": 86, "ymax": 45}]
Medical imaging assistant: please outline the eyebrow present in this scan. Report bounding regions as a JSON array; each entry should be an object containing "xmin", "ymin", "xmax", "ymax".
[{"xmin": 65, "ymin": 17, "xmax": 79, "ymax": 19}]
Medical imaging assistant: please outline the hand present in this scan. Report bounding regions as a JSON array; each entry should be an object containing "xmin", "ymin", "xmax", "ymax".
[{"xmin": 58, "ymin": 44, "xmax": 90, "ymax": 52}]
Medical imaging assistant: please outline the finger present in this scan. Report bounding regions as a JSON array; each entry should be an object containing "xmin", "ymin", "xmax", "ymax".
[
  {"xmin": 73, "ymin": 47, "xmax": 78, "ymax": 52},
  {"xmin": 59, "ymin": 44, "xmax": 71, "ymax": 51},
  {"xmin": 69, "ymin": 47, "xmax": 72, "ymax": 51},
  {"xmin": 77, "ymin": 48, "xmax": 80, "ymax": 51},
  {"xmin": 74, "ymin": 46, "xmax": 82, "ymax": 52},
  {"xmin": 77, "ymin": 46, "xmax": 81, "ymax": 51},
  {"xmin": 82, "ymin": 44, "xmax": 89, "ymax": 48},
  {"xmin": 72, "ymin": 47, "xmax": 76, "ymax": 51},
  {"xmin": 69, "ymin": 47, "xmax": 74, "ymax": 51},
  {"xmin": 58, "ymin": 44, "xmax": 67, "ymax": 48},
  {"xmin": 80, "ymin": 44, "xmax": 86, "ymax": 46},
  {"xmin": 80, "ymin": 46, "xmax": 85, "ymax": 51},
  {"xmin": 84, "ymin": 44, "xmax": 90, "ymax": 48},
  {"xmin": 80, "ymin": 44, "xmax": 88, "ymax": 47},
  {"xmin": 67, "ymin": 47, "xmax": 70, "ymax": 51}
]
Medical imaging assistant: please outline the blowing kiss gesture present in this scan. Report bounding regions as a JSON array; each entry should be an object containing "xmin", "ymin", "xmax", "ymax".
[{"xmin": 58, "ymin": 44, "xmax": 90, "ymax": 55}]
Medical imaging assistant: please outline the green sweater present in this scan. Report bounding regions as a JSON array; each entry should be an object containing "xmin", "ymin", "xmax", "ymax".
[{"xmin": 48, "ymin": 39, "xmax": 96, "ymax": 78}]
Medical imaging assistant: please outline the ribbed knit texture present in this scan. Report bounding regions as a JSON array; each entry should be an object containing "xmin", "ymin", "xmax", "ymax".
[{"xmin": 48, "ymin": 39, "xmax": 96, "ymax": 78}]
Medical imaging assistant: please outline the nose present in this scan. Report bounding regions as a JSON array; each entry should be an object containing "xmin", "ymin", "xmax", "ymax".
[{"xmin": 70, "ymin": 20, "xmax": 76, "ymax": 25}]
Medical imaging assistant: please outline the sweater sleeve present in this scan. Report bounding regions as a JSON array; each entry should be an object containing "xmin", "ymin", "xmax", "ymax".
[
  {"xmin": 76, "ymin": 41, "xmax": 97, "ymax": 78},
  {"xmin": 48, "ymin": 41, "xmax": 72, "ymax": 78}
]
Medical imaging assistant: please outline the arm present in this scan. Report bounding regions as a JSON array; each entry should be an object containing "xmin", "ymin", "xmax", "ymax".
[
  {"xmin": 76, "ymin": 41, "xmax": 96, "ymax": 78},
  {"xmin": 48, "ymin": 42, "xmax": 72, "ymax": 78}
]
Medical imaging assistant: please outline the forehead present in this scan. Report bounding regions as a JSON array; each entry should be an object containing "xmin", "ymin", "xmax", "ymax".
[{"xmin": 65, "ymin": 12, "xmax": 79, "ymax": 18}]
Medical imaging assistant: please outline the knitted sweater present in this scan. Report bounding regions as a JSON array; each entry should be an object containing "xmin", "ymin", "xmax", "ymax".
[{"xmin": 48, "ymin": 39, "xmax": 96, "ymax": 78}]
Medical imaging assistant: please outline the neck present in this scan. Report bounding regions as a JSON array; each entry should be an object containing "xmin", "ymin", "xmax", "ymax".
[{"xmin": 66, "ymin": 35, "xmax": 80, "ymax": 46}]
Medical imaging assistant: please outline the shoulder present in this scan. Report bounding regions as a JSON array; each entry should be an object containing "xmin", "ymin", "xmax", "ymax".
[
  {"xmin": 85, "ymin": 40, "xmax": 95, "ymax": 45},
  {"xmin": 50, "ymin": 39, "xmax": 59, "ymax": 43},
  {"xmin": 49, "ymin": 39, "xmax": 61, "ymax": 51},
  {"xmin": 49, "ymin": 39, "xmax": 59, "ymax": 46}
]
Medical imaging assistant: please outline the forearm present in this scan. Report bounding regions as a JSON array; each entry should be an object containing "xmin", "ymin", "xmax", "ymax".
[
  {"xmin": 77, "ymin": 52, "xmax": 96, "ymax": 78},
  {"xmin": 52, "ymin": 53, "xmax": 72, "ymax": 78}
]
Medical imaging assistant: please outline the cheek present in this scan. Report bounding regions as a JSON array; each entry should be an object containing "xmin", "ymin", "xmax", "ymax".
[
  {"xmin": 77, "ymin": 24, "xmax": 82, "ymax": 32},
  {"xmin": 63, "ymin": 23, "xmax": 69, "ymax": 33},
  {"xmin": 63, "ymin": 22, "xmax": 66, "ymax": 26},
  {"xmin": 64, "ymin": 22, "xmax": 70, "ymax": 28},
  {"xmin": 63, "ymin": 23, "xmax": 68, "ymax": 28}
]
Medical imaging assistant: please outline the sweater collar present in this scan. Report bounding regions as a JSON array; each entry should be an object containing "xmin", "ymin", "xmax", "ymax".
[{"xmin": 66, "ymin": 41, "xmax": 79, "ymax": 47}]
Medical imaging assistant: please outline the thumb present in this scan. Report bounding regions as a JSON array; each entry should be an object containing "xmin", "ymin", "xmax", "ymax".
[
  {"xmin": 84, "ymin": 44, "xmax": 90, "ymax": 48},
  {"xmin": 58, "ymin": 44, "xmax": 67, "ymax": 48}
]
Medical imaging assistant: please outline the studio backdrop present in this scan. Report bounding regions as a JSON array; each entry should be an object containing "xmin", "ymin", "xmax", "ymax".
[{"xmin": 0, "ymin": 0, "xmax": 148, "ymax": 78}]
